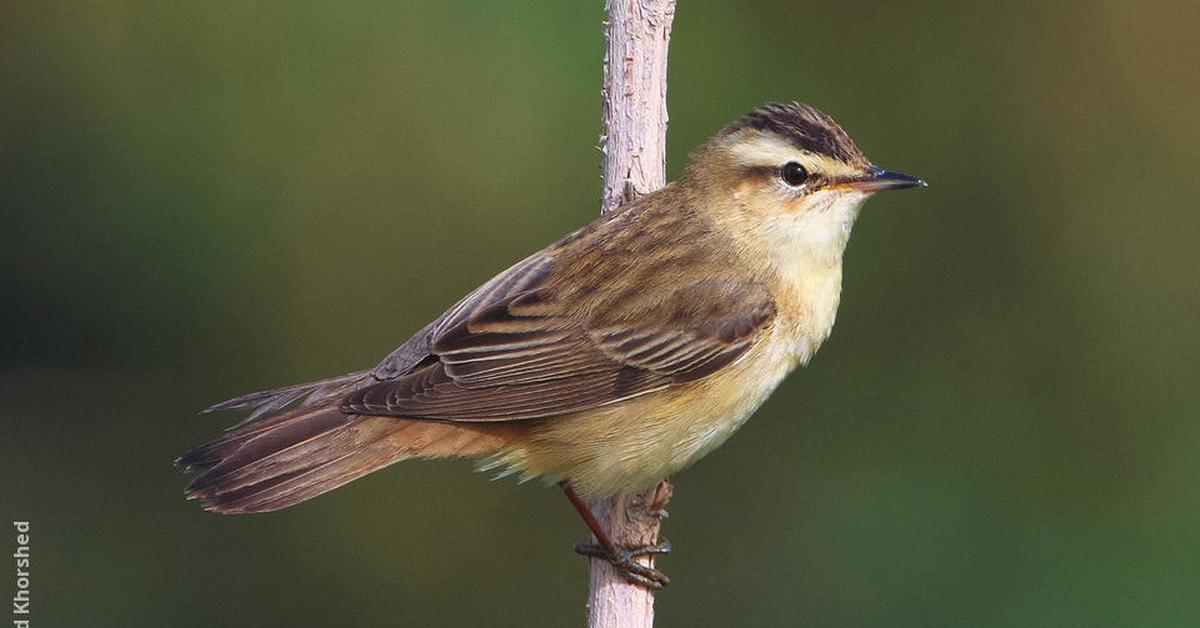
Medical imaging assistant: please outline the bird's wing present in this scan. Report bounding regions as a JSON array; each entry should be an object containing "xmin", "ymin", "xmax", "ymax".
[{"xmin": 342, "ymin": 256, "xmax": 776, "ymax": 422}]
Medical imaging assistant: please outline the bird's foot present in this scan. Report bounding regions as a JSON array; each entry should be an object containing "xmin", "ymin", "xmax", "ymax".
[{"xmin": 573, "ymin": 538, "xmax": 672, "ymax": 590}]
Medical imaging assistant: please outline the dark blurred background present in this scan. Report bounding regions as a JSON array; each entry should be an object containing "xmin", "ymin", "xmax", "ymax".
[{"xmin": 3, "ymin": 1, "xmax": 1198, "ymax": 626}]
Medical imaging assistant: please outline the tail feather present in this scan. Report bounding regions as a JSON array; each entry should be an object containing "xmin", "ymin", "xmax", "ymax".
[
  {"xmin": 179, "ymin": 371, "xmax": 371, "ymax": 471},
  {"xmin": 180, "ymin": 404, "xmax": 521, "ymax": 514},
  {"xmin": 177, "ymin": 406, "xmax": 348, "ymax": 472},
  {"xmin": 202, "ymin": 370, "xmax": 369, "ymax": 416}
]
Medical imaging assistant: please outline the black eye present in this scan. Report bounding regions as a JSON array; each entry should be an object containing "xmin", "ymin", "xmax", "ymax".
[{"xmin": 781, "ymin": 162, "xmax": 808, "ymax": 187}]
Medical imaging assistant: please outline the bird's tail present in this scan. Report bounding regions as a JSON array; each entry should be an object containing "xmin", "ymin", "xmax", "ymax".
[{"xmin": 178, "ymin": 402, "xmax": 519, "ymax": 514}]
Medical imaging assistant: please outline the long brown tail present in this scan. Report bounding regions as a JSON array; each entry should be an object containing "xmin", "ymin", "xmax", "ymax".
[{"xmin": 178, "ymin": 403, "xmax": 519, "ymax": 514}]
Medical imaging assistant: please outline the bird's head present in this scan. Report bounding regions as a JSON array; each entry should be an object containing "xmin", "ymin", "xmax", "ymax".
[{"xmin": 681, "ymin": 102, "xmax": 924, "ymax": 261}]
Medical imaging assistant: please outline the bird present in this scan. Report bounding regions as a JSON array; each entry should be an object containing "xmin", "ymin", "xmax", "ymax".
[{"xmin": 178, "ymin": 101, "xmax": 925, "ymax": 588}]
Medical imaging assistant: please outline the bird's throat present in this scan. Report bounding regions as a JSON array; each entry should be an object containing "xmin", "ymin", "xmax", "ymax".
[{"xmin": 766, "ymin": 195, "xmax": 865, "ymax": 360}]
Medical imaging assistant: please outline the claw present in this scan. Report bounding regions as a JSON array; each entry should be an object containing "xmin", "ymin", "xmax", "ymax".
[{"xmin": 574, "ymin": 539, "xmax": 673, "ymax": 589}]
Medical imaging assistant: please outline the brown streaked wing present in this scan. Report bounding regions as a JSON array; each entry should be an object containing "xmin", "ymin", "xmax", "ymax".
[
  {"xmin": 591, "ymin": 278, "xmax": 776, "ymax": 382},
  {"xmin": 342, "ymin": 269, "xmax": 776, "ymax": 422}
]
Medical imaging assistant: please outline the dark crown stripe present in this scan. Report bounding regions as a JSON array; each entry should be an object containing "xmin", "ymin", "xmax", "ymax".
[{"xmin": 723, "ymin": 102, "xmax": 866, "ymax": 164}]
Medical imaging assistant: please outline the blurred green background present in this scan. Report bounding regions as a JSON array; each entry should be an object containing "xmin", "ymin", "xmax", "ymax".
[{"xmin": 3, "ymin": 1, "xmax": 1198, "ymax": 626}]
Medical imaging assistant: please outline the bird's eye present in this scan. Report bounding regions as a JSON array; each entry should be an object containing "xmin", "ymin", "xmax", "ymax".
[{"xmin": 781, "ymin": 162, "xmax": 809, "ymax": 187}]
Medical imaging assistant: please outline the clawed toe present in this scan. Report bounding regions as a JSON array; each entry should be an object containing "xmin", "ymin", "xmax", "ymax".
[{"xmin": 573, "ymin": 539, "xmax": 673, "ymax": 589}]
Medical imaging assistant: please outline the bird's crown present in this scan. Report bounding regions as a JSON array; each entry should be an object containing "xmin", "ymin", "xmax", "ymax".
[{"xmin": 719, "ymin": 102, "xmax": 868, "ymax": 166}]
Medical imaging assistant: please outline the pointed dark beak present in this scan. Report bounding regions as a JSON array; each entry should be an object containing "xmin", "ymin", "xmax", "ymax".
[{"xmin": 842, "ymin": 166, "xmax": 927, "ymax": 192}]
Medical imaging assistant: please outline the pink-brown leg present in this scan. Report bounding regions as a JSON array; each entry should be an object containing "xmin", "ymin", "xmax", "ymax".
[{"xmin": 560, "ymin": 482, "xmax": 672, "ymax": 589}]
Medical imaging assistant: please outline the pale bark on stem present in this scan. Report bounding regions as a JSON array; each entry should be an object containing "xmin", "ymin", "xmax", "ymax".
[
  {"xmin": 588, "ymin": 1, "xmax": 677, "ymax": 627},
  {"xmin": 586, "ymin": 481, "xmax": 674, "ymax": 628},
  {"xmin": 599, "ymin": 0, "xmax": 675, "ymax": 216}
]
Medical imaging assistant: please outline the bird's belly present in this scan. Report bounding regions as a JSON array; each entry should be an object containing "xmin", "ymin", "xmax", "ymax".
[{"xmin": 510, "ymin": 334, "xmax": 805, "ymax": 499}]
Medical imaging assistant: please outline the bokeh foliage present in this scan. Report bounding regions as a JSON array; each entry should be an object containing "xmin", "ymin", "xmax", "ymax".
[{"xmin": 2, "ymin": 1, "xmax": 1198, "ymax": 626}]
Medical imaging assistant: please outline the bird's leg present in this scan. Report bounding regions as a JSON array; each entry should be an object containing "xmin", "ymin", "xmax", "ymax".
[{"xmin": 559, "ymin": 482, "xmax": 672, "ymax": 590}]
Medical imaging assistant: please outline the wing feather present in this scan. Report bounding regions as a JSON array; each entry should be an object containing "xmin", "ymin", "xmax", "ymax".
[{"xmin": 342, "ymin": 256, "xmax": 776, "ymax": 421}]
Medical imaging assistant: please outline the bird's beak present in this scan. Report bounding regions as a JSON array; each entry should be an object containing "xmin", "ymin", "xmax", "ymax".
[{"xmin": 839, "ymin": 166, "xmax": 927, "ymax": 192}]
